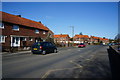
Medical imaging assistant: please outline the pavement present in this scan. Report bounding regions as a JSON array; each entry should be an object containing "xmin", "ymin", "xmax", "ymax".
[
  {"xmin": 2, "ymin": 45, "xmax": 112, "ymax": 79},
  {"xmin": 1, "ymin": 46, "xmax": 77, "ymax": 55},
  {"xmin": 1, "ymin": 50, "xmax": 32, "ymax": 56},
  {"xmin": 110, "ymin": 45, "xmax": 120, "ymax": 53}
]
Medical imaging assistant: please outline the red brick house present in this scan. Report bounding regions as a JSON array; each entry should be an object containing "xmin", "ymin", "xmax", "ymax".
[
  {"xmin": 90, "ymin": 36, "xmax": 109, "ymax": 45},
  {"xmin": 54, "ymin": 34, "xmax": 70, "ymax": 47},
  {"xmin": 99, "ymin": 38, "xmax": 109, "ymax": 45},
  {"xmin": 90, "ymin": 36, "xmax": 100, "ymax": 44},
  {"xmin": 0, "ymin": 11, "xmax": 53, "ymax": 51},
  {"xmin": 44, "ymin": 27, "xmax": 54, "ymax": 43},
  {"xmin": 73, "ymin": 35, "xmax": 89, "ymax": 45}
]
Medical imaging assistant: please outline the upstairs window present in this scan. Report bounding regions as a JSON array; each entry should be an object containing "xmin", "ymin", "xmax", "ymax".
[
  {"xmin": 0, "ymin": 22, "xmax": 4, "ymax": 29},
  {"xmin": 35, "ymin": 29, "xmax": 39, "ymax": 34},
  {"xmin": 13, "ymin": 25, "xmax": 19, "ymax": 31}
]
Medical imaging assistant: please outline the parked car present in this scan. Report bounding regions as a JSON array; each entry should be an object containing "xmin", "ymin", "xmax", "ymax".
[
  {"xmin": 78, "ymin": 43, "xmax": 86, "ymax": 48},
  {"xmin": 31, "ymin": 42, "xmax": 58, "ymax": 54},
  {"xmin": 115, "ymin": 43, "xmax": 120, "ymax": 45},
  {"xmin": 108, "ymin": 43, "xmax": 115, "ymax": 46}
]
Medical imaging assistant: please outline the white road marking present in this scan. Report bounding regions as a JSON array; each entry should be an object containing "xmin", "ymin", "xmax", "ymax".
[
  {"xmin": 41, "ymin": 67, "xmax": 80, "ymax": 79},
  {"xmin": 42, "ymin": 60, "xmax": 83, "ymax": 79},
  {"xmin": 69, "ymin": 60, "xmax": 83, "ymax": 68},
  {"xmin": 79, "ymin": 56, "xmax": 83, "ymax": 58},
  {"xmin": 68, "ymin": 49, "xmax": 71, "ymax": 51},
  {"xmin": 86, "ymin": 59, "xmax": 90, "ymax": 61}
]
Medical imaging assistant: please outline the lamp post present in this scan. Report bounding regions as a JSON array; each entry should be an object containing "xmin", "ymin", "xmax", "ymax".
[{"xmin": 69, "ymin": 26, "xmax": 74, "ymax": 46}]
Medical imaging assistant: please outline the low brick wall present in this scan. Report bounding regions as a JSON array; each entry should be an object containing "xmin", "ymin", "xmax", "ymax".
[{"xmin": 107, "ymin": 46, "xmax": 120, "ymax": 79}]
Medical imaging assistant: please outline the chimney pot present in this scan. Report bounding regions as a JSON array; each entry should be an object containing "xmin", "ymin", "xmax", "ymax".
[
  {"xmin": 16, "ymin": 15, "xmax": 21, "ymax": 17},
  {"xmin": 39, "ymin": 21, "xmax": 41, "ymax": 23}
]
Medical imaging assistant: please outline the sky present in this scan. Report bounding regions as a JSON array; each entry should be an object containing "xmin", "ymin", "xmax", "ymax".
[
  {"xmin": 1, "ymin": 0, "xmax": 120, "ymax": 2},
  {"xmin": 2, "ymin": 2, "xmax": 118, "ymax": 39}
]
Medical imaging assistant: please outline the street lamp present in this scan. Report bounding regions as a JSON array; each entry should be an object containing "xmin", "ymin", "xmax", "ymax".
[
  {"xmin": 69, "ymin": 26, "xmax": 74, "ymax": 46},
  {"xmin": 69, "ymin": 26, "xmax": 74, "ymax": 38}
]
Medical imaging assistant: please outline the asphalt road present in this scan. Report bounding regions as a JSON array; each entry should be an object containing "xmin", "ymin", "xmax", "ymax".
[{"xmin": 2, "ymin": 45, "xmax": 112, "ymax": 79}]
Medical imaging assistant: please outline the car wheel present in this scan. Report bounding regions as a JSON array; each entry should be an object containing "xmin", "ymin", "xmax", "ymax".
[
  {"xmin": 42, "ymin": 50, "xmax": 46, "ymax": 55},
  {"xmin": 54, "ymin": 49, "xmax": 57, "ymax": 53}
]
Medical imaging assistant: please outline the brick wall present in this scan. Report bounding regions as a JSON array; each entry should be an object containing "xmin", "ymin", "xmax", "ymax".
[{"xmin": 1, "ymin": 22, "xmax": 48, "ymax": 51}]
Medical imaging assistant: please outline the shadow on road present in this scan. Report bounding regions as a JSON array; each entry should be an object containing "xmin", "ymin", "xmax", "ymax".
[{"xmin": 44, "ymin": 46, "xmax": 112, "ymax": 79}]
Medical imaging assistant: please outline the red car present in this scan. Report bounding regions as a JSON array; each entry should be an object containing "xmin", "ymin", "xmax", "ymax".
[{"xmin": 78, "ymin": 43, "xmax": 86, "ymax": 48}]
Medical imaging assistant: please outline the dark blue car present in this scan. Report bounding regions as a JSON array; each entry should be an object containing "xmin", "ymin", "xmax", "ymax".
[{"xmin": 31, "ymin": 42, "xmax": 58, "ymax": 55}]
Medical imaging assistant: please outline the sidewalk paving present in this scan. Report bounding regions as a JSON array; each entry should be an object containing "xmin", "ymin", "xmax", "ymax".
[
  {"xmin": 111, "ymin": 45, "xmax": 120, "ymax": 53},
  {"xmin": 0, "ymin": 46, "xmax": 86, "ymax": 56},
  {"xmin": 0, "ymin": 47, "xmax": 73, "ymax": 55},
  {"xmin": 0, "ymin": 50, "xmax": 31, "ymax": 56}
]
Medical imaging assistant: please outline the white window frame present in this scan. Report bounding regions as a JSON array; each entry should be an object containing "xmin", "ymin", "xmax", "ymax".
[
  {"xmin": 0, "ymin": 22, "xmax": 4, "ymax": 29},
  {"xmin": 29, "ymin": 37, "xmax": 33, "ymax": 41},
  {"xmin": 35, "ymin": 29, "xmax": 39, "ymax": 34},
  {"xmin": 0, "ymin": 35, "xmax": 6, "ymax": 43},
  {"xmin": 43, "ymin": 31, "xmax": 46, "ymax": 34},
  {"xmin": 13, "ymin": 25, "xmax": 19, "ymax": 31},
  {"xmin": 22, "ymin": 37, "xmax": 27, "ymax": 41}
]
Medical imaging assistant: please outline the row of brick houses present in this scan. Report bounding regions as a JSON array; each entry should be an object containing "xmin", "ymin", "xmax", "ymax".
[
  {"xmin": 0, "ymin": 11, "xmax": 110, "ymax": 51},
  {"xmin": 54, "ymin": 34, "xmax": 109, "ymax": 46},
  {"xmin": 0, "ymin": 11, "xmax": 54, "ymax": 51},
  {"xmin": 90, "ymin": 36, "xmax": 109, "ymax": 45},
  {"xmin": 73, "ymin": 35, "xmax": 89, "ymax": 44},
  {"xmin": 54, "ymin": 34, "xmax": 70, "ymax": 47}
]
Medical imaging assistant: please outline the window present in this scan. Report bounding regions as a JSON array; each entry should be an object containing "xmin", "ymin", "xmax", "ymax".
[
  {"xmin": 22, "ymin": 37, "xmax": 26, "ymax": 41},
  {"xmin": 35, "ymin": 29, "xmax": 39, "ymax": 33},
  {"xmin": 43, "ymin": 31, "xmax": 46, "ymax": 34},
  {"xmin": 0, "ymin": 35, "xmax": 6, "ymax": 43},
  {"xmin": 0, "ymin": 22, "xmax": 4, "ymax": 28},
  {"xmin": 48, "ymin": 42, "xmax": 53, "ymax": 46},
  {"xmin": 29, "ymin": 37, "xmax": 33, "ymax": 41},
  {"xmin": 16, "ymin": 37, "xmax": 19, "ymax": 44},
  {"xmin": 20, "ymin": 37, "xmax": 26, "ymax": 41},
  {"xmin": 13, "ymin": 25, "xmax": 19, "ymax": 31}
]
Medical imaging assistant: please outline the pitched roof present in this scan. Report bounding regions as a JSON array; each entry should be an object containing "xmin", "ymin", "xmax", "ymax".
[
  {"xmin": 49, "ymin": 30, "xmax": 54, "ymax": 34},
  {"xmin": 54, "ymin": 34, "xmax": 70, "ymax": 38},
  {"xmin": 74, "ymin": 35, "xmax": 89, "ymax": 38},
  {"xmin": 92, "ymin": 36, "xmax": 99, "ymax": 39},
  {"xmin": 99, "ymin": 37, "xmax": 103, "ymax": 40},
  {"xmin": 0, "ymin": 11, "xmax": 49, "ymax": 31},
  {"xmin": 91, "ymin": 36, "xmax": 109, "ymax": 40},
  {"xmin": 44, "ymin": 26, "xmax": 54, "ymax": 34},
  {"xmin": 102, "ymin": 38, "xmax": 109, "ymax": 41}
]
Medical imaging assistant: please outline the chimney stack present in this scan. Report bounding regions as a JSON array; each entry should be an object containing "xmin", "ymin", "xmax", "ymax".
[
  {"xmin": 39, "ymin": 21, "xmax": 41, "ymax": 23},
  {"xmin": 16, "ymin": 15, "xmax": 21, "ymax": 17}
]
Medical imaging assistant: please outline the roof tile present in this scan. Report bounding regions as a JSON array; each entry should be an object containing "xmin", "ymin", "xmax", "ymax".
[
  {"xmin": 0, "ymin": 11, "xmax": 49, "ymax": 31},
  {"xmin": 74, "ymin": 35, "xmax": 89, "ymax": 38},
  {"xmin": 54, "ymin": 34, "xmax": 70, "ymax": 38}
]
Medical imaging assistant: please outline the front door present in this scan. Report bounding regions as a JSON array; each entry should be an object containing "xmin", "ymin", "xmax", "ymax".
[{"xmin": 11, "ymin": 37, "xmax": 20, "ymax": 47}]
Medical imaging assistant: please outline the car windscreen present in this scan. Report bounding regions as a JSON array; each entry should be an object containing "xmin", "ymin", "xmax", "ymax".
[
  {"xmin": 80, "ymin": 43, "xmax": 84, "ymax": 45},
  {"xmin": 32, "ymin": 42, "xmax": 42, "ymax": 46}
]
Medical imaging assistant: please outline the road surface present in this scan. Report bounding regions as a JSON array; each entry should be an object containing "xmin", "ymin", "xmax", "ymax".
[{"xmin": 2, "ymin": 45, "xmax": 112, "ymax": 79}]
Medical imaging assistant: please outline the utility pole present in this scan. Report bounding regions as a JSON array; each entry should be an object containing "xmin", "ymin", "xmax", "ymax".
[{"xmin": 69, "ymin": 26, "xmax": 74, "ymax": 46}]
